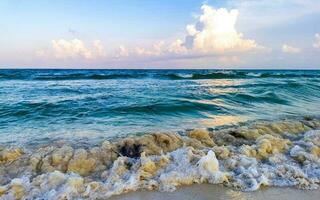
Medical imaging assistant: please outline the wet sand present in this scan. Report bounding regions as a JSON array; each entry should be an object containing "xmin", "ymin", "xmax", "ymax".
[{"xmin": 110, "ymin": 184, "xmax": 320, "ymax": 200}]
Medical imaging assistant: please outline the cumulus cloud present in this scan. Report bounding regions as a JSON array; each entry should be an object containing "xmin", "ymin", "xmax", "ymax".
[
  {"xmin": 282, "ymin": 44, "xmax": 301, "ymax": 54},
  {"xmin": 313, "ymin": 33, "xmax": 320, "ymax": 48},
  {"xmin": 117, "ymin": 45, "xmax": 129, "ymax": 57},
  {"xmin": 93, "ymin": 40, "xmax": 106, "ymax": 57},
  {"xmin": 168, "ymin": 39, "xmax": 188, "ymax": 54},
  {"xmin": 51, "ymin": 39, "xmax": 93, "ymax": 59},
  {"xmin": 183, "ymin": 5, "xmax": 258, "ymax": 53},
  {"xmin": 35, "ymin": 4, "xmax": 261, "ymax": 67},
  {"xmin": 37, "ymin": 39, "xmax": 106, "ymax": 60},
  {"xmin": 133, "ymin": 41, "xmax": 167, "ymax": 56},
  {"xmin": 128, "ymin": 4, "xmax": 259, "ymax": 59}
]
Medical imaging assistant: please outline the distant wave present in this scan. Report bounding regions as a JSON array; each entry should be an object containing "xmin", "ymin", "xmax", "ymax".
[
  {"xmin": 35, "ymin": 74, "xmax": 147, "ymax": 80},
  {"xmin": 162, "ymin": 72, "xmax": 320, "ymax": 80},
  {"xmin": 0, "ymin": 73, "xmax": 145, "ymax": 80},
  {"xmin": 162, "ymin": 72, "xmax": 247, "ymax": 80},
  {"xmin": 0, "ymin": 70, "xmax": 319, "ymax": 81},
  {"xmin": 259, "ymin": 73, "xmax": 320, "ymax": 78}
]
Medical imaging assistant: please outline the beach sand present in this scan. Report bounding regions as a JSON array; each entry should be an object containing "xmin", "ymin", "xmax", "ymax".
[{"xmin": 110, "ymin": 184, "xmax": 320, "ymax": 200}]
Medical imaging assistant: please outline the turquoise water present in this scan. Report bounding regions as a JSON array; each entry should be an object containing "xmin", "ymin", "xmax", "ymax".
[{"xmin": 0, "ymin": 69, "xmax": 320, "ymax": 146}]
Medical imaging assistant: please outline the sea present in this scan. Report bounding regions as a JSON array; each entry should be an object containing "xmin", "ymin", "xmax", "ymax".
[
  {"xmin": 0, "ymin": 69, "xmax": 320, "ymax": 147},
  {"xmin": 1, "ymin": 69, "xmax": 320, "ymax": 199}
]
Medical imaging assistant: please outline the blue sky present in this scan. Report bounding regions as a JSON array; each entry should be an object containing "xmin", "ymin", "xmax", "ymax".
[{"xmin": 0, "ymin": 0, "xmax": 320, "ymax": 68}]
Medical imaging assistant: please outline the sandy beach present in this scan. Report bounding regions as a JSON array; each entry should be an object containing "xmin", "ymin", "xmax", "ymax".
[{"xmin": 110, "ymin": 184, "xmax": 320, "ymax": 200}]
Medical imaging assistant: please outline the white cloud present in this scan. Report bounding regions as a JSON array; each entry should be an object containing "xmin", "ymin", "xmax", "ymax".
[
  {"xmin": 282, "ymin": 44, "xmax": 301, "ymax": 54},
  {"xmin": 130, "ymin": 41, "xmax": 189, "ymax": 58},
  {"xmin": 52, "ymin": 39, "xmax": 93, "ymax": 59},
  {"xmin": 134, "ymin": 41, "xmax": 167, "ymax": 56},
  {"xmin": 168, "ymin": 39, "xmax": 188, "ymax": 54},
  {"xmin": 134, "ymin": 47, "xmax": 156, "ymax": 56},
  {"xmin": 127, "ymin": 4, "xmax": 259, "ymax": 59},
  {"xmin": 37, "ymin": 39, "xmax": 106, "ymax": 60},
  {"xmin": 313, "ymin": 33, "xmax": 320, "ymax": 48},
  {"xmin": 150, "ymin": 41, "xmax": 165, "ymax": 56},
  {"xmin": 93, "ymin": 40, "xmax": 106, "ymax": 57},
  {"xmin": 117, "ymin": 45, "xmax": 129, "ymax": 57},
  {"xmin": 183, "ymin": 5, "xmax": 258, "ymax": 53},
  {"xmin": 35, "ymin": 4, "xmax": 262, "ymax": 67}
]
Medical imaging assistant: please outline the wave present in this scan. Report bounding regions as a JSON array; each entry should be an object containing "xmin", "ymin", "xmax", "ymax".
[
  {"xmin": 1, "ymin": 70, "xmax": 319, "ymax": 81},
  {"xmin": 231, "ymin": 92, "xmax": 290, "ymax": 105},
  {"xmin": 34, "ymin": 74, "xmax": 145, "ymax": 80},
  {"xmin": 110, "ymin": 100, "xmax": 222, "ymax": 114},
  {"xmin": 0, "ymin": 117, "xmax": 320, "ymax": 199},
  {"xmin": 259, "ymin": 73, "xmax": 320, "ymax": 78},
  {"xmin": 163, "ymin": 71, "xmax": 247, "ymax": 80},
  {"xmin": 0, "ymin": 71, "xmax": 146, "ymax": 81},
  {"xmin": 0, "ymin": 90, "xmax": 291, "ymax": 123},
  {"xmin": 164, "ymin": 72, "xmax": 320, "ymax": 80}
]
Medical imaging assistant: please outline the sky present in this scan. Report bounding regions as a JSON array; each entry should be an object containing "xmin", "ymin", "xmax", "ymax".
[{"xmin": 0, "ymin": 0, "xmax": 320, "ymax": 69}]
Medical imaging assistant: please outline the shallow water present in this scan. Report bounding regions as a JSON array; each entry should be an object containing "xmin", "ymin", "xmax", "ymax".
[
  {"xmin": 110, "ymin": 184, "xmax": 320, "ymax": 200},
  {"xmin": 0, "ymin": 69, "xmax": 320, "ymax": 147}
]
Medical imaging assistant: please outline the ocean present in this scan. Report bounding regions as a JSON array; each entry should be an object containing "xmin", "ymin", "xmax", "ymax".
[
  {"xmin": 0, "ymin": 69, "xmax": 319, "ymax": 146},
  {"xmin": 0, "ymin": 69, "xmax": 320, "ymax": 199}
]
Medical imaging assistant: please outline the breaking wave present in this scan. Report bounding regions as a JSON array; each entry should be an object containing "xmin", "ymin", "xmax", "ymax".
[{"xmin": 1, "ymin": 117, "xmax": 320, "ymax": 199}]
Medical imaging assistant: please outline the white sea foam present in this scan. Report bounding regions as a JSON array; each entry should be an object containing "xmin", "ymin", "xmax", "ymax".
[{"xmin": 0, "ymin": 119, "xmax": 320, "ymax": 199}]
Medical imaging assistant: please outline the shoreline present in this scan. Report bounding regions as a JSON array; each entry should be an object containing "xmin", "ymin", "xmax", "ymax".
[
  {"xmin": 110, "ymin": 184, "xmax": 320, "ymax": 200},
  {"xmin": 0, "ymin": 117, "xmax": 320, "ymax": 199}
]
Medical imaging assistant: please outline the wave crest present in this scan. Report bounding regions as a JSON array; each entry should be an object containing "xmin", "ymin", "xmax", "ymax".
[
  {"xmin": 1, "ymin": 118, "xmax": 320, "ymax": 199},
  {"xmin": 1, "ymin": 70, "xmax": 319, "ymax": 81}
]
